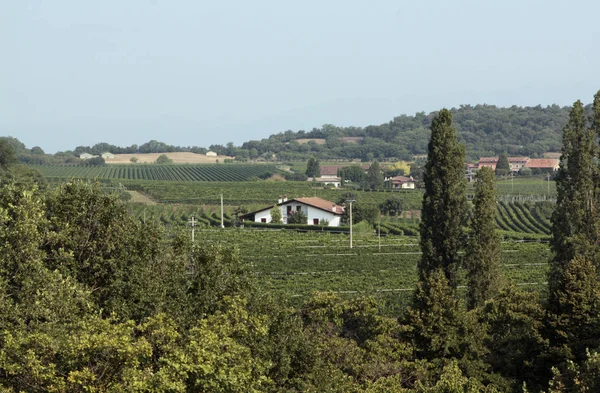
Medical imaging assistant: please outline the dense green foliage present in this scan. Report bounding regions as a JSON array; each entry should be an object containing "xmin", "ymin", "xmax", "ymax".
[{"xmin": 6, "ymin": 93, "xmax": 600, "ymax": 392}]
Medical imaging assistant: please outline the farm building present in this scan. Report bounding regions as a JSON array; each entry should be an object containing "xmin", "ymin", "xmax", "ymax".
[
  {"xmin": 525, "ymin": 158, "xmax": 559, "ymax": 172},
  {"xmin": 79, "ymin": 153, "xmax": 97, "ymax": 159},
  {"xmin": 508, "ymin": 157, "xmax": 529, "ymax": 172},
  {"xmin": 101, "ymin": 152, "xmax": 115, "ymax": 159},
  {"xmin": 478, "ymin": 157, "xmax": 498, "ymax": 171},
  {"xmin": 307, "ymin": 177, "xmax": 342, "ymax": 188},
  {"xmin": 241, "ymin": 196, "xmax": 344, "ymax": 226},
  {"xmin": 206, "ymin": 151, "xmax": 217, "ymax": 157},
  {"xmin": 320, "ymin": 165, "xmax": 369, "ymax": 179},
  {"xmin": 387, "ymin": 176, "xmax": 416, "ymax": 189}
]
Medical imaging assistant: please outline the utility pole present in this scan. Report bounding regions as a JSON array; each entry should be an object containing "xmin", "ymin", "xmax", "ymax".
[
  {"xmin": 378, "ymin": 217, "xmax": 381, "ymax": 252},
  {"xmin": 188, "ymin": 215, "xmax": 196, "ymax": 242},
  {"xmin": 511, "ymin": 171, "xmax": 514, "ymax": 193},
  {"xmin": 547, "ymin": 173, "xmax": 550, "ymax": 197},
  {"xmin": 346, "ymin": 199, "xmax": 355, "ymax": 249},
  {"xmin": 220, "ymin": 193, "xmax": 225, "ymax": 228}
]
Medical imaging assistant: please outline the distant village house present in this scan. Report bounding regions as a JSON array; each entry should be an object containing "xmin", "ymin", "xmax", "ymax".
[
  {"xmin": 101, "ymin": 152, "xmax": 115, "ymax": 159},
  {"xmin": 79, "ymin": 153, "xmax": 97, "ymax": 159},
  {"xmin": 206, "ymin": 151, "xmax": 217, "ymax": 157},
  {"xmin": 387, "ymin": 176, "xmax": 416, "ymax": 189}
]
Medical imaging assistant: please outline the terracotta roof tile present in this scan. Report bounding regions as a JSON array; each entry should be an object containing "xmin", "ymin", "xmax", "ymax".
[
  {"xmin": 525, "ymin": 158, "xmax": 559, "ymax": 169},
  {"xmin": 294, "ymin": 197, "xmax": 344, "ymax": 215}
]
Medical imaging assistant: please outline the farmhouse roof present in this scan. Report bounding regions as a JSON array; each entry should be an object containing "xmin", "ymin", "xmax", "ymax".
[
  {"xmin": 294, "ymin": 197, "xmax": 345, "ymax": 215},
  {"xmin": 508, "ymin": 156, "xmax": 529, "ymax": 162},
  {"xmin": 390, "ymin": 176, "xmax": 414, "ymax": 183},
  {"xmin": 479, "ymin": 157, "xmax": 498, "ymax": 163},
  {"xmin": 525, "ymin": 158, "xmax": 559, "ymax": 169}
]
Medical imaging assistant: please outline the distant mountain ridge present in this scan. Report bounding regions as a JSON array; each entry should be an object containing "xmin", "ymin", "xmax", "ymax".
[
  {"xmin": 230, "ymin": 104, "xmax": 576, "ymax": 161},
  {"xmin": 5, "ymin": 103, "xmax": 590, "ymax": 163}
]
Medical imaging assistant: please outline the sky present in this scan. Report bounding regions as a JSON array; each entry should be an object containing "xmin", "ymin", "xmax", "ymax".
[{"xmin": 2, "ymin": 0, "xmax": 600, "ymax": 153}]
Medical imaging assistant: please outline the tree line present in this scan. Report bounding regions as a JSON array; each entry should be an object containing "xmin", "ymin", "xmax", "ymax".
[
  {"xmin": 1, "ymin": 90, "xmax": 600, "ymax": 392},
  {"xmin": 3, "ymin": 102, "xmax": 591, "ymax": 165}
]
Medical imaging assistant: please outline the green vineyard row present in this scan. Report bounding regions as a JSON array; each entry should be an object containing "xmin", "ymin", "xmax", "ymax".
[{"xmin": 30, "ymin": 163, "xmax": 279, "ymax": 182}]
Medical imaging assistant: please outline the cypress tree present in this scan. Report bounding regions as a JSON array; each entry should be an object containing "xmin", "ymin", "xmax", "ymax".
[
  {"xmin": 466, "ymin": 166, "xmax": 503, "ymax": 309},
  {"xmin": 495, "ymin": 153, "xmax": 510, "ymax": 176},
  {"xmin": 418, "ymin": 109, "xmax": 467, "ymax": 287},
  {"xmin": 408, "ymin": 110, "xmax": 487, "ymax": 369},
  {"xmin": 549, "ymin": 100, "xmax": 598, "ymax": 300},
  {"xmin": 545, "ymin": 96, "xmax": 600, "ymax": 367},
  {"xmin": 366, "ymin": 160, "xmax": 384, "ymax": 189}
]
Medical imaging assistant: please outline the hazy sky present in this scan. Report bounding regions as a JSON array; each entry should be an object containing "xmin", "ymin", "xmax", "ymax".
[{"xmin": 2, "ymin": 0, "xmax": 600, "ymax": 153}]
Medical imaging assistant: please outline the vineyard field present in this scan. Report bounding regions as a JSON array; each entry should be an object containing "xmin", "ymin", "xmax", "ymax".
[
  {"xmin": 127, "ymin": 198, "xmax": 553, "ymax": 242},
  {"xmin": 30, "ymin": 163, "xmax": 279, "ymax": 182},
  {"xmin": 468, "ymin": 177, "xmax": 557, "ymax": 196},
  {"xmin": 124, "ymin": 181, "xmax": 425, "ymax": 210},
  {"xmin": 190, "ymin": 229, "xmax": 551, "ymax": 312}
]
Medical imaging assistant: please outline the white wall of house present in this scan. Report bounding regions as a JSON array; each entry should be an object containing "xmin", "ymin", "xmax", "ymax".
[
  {"xmin": 254, "ymin": 209, "xmax": 273, "ymax": 223},
  {"xmin": 393, "ymin": 182, "xmax": 415, "ymax": 189},
  {"xmin": 252, "ymin": 202, "xmax": 342, "ymax": 226}
]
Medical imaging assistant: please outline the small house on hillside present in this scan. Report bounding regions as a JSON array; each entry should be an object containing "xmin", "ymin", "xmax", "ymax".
[
  {"xmin": 241, "ymin": 196, "xmax": 344, "ymax": 226},
  {"xmin": 387, "ymin": 176, "xmax": 416, "ymax": 189},
  {"xmin": 308, "ymin": 177, "xmax": 342, "ymax": 188},
  {"xmin": 206, "ymin": 151, "xmax": 217, "ymax": 157},
  {"xmin": 79, "ymin": 153, "xmax": 96, "ymax": 159},
  {"xmin": 101, "ymin": 152, "xmax": 115, "ymax": 159}
]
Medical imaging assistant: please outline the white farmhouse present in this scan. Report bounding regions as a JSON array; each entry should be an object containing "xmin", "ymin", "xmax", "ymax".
[
  {"xmin": 206, "ymin": 151, "xmax": 218, "ymax": 157},
  {"xmin": 388, "ymin": 176, "xmax": 416, "ymax": 189},
  {"xmin": 79, "ymin": 153, "xmax": 96, "ymax": 159},
  {"xmin": 101, "ymin": 152, "xmax": 115, "ymax": 159},
  {"xmin": 242, "ymin": 196, "xmax": 345, "ymax": 226}
]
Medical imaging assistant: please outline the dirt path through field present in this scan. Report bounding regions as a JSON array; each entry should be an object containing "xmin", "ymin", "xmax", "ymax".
[{"xmin": 128, "ymin": 190, "xmax": 157, "ymax": 205}]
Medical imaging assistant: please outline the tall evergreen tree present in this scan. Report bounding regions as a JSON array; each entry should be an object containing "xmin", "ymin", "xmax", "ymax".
[
  {"xmin": 366, "ymin": 160, "xmax": 384, "ymax": 189},
  {"xmin": 305, "ymin": 157, "xmax": 320, "ymax": 178},
  {"xmin": 418, "ymin": 109, "xmax": 467, "ymax": 287},
  {"xmin": 546, "ymin": 97, "xmax": 600, "ymax": 368},
  {"xmin": 495, "ymin": 153, "xmax": 510, "ymax": 176},
  {"xmin": 408, "ymin": 110, "xmax": 487, "ymax": 372},
  {"xmin": 466, "ymin": 166, "xmax": 503, "ymax": 309},
  {"xmin": 549, "ymin": 100, "xmax": 598, "ymax": 298}
]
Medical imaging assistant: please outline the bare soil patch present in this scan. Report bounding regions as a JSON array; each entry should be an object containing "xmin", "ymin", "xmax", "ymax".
[
  {"xmin": 295, "ymin": 138, "xmax": 326, "ymax": 145},
  {"xmin": 127, "ymin": 190, "xmax": 157, "ymax": 205},
  {"xmin": 105, "ymin": 152, "xmax": 233, "ymax": 164}
]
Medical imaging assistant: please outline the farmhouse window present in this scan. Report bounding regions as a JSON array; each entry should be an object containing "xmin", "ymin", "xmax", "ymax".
[
  {"xmin": 261, "ymin": 218, "xmax": 267, "ymax": 223},
  {"xmin": 313, "ymin": 218, "xmax": 319, "ymax": 225}
]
